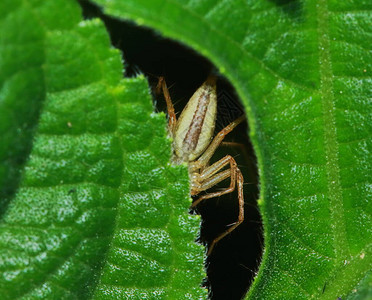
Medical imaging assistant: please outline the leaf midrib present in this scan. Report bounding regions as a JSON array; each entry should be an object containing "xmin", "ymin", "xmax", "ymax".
[
  {"xmin": 316, "ymin": 0, "xmax": 348, "ymax": 262},
  {"xmin": 315, "ymin": 1, "xmax": 372, "ymax": 298}
]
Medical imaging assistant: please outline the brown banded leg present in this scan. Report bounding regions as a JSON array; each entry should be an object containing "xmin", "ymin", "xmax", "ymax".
[
  {"xmin": 157, "ymin": 77, "xmax": 177, "ymax": 133},
  {"xmin": 221, "ymin": 141, "xmax": 243, "ymax": 147},
  {"xmin": 221, "ymin": 141, "xmax": 251, "ymax": 163},
  {"xmin": 191, "ymin": 155, "xmax": 238, "ymax": 207},
  {"xmin": 190, "ymin": 155, "xmax": 245, "ymax": 255},
  {"xmin": 207, "ymin": 169, "xmax": 244, "ymax": 255},
  {"xmin": 196, "ymin": 115, "xmax": 245, "ymax": 169}
]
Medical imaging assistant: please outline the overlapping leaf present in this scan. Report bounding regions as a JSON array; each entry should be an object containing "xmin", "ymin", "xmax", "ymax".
[{"xmin": 0, "ymin": 0, "xmax": 205, "ymax": 299}]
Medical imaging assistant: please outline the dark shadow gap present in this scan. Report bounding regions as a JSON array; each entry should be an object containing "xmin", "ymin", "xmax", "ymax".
[{"xmin": 78, "ymin": 1, "xmax": 263, "ymax": 299}]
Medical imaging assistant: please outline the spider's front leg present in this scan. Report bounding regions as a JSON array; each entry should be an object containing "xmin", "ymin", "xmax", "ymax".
[
  {"xmin": 195, "ymin": 115, "xmax": 245, "ymax": 168},
  {"xmin": 157, "ymin": 76, "xmax": 177, "ymax": 134}
]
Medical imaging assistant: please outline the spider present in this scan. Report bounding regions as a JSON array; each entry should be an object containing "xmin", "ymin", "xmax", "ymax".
[{"xmin": 157, "ymin": 75, "xmax": 245, "ymax": 255}]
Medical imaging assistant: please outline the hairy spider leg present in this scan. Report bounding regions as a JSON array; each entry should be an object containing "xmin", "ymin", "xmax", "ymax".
[
  {"xmin": 189, "ymin": 116, "xmax": 245, "ymax": 254},
  {"xmin": 157, "ymin": 76, "xmax": 177, "ymax": 134},
  {"xmin": 194, "ymin": 115, "xmax": 245, "ymax": 169},
  {"xmin": 190, "ymin": 155, "xmax": 238, "ymax": 205},
  {"xmin": 208, "ymin": 169, "xmax": 244, "ymax": 255}
]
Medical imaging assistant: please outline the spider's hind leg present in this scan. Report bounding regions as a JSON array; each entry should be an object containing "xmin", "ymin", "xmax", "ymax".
[
  {"xmin": 207, "ymin": 169, "xmax": 244, "ymax": 255},
  {"xmin": 190, "ymin": 155, "xmax": 245, "ymax": 255}
]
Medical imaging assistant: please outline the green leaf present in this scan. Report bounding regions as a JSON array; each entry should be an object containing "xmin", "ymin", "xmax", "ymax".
[
  {"xmin": 0, "ymin": 0, "xmax": 205, "ymax": 299},
  {"xmin": 92, "ymin": 0, "xmax": 372, "ymax": 299}
]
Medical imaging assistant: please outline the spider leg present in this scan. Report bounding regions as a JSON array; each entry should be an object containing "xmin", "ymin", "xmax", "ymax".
[
  {"xmin": 195, "ymin": 115, "xmax": 245, "ymax": 169},
  {"xmin": 207, "ymin": 169, "xmax": 244, "ymax": 255},
  {"xmin": 190, "ymin": 155, "xmax": 245, "ymax": 255},
  {"xmin": 221, "ymin": 141, "xmax": 251, "ymax": 163},
  {"xmin": 157, "ymin": 76, "xmax": 177, "ymax": 134},
  {"xmin": 191, "ymin": 155, "xmax": 237, "ymax": 206}
]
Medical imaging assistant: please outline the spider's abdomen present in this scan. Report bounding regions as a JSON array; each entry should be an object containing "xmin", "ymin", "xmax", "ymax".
[{"xmin": 173, "ymin": 76, "xmax": 217, "ymax": 163}]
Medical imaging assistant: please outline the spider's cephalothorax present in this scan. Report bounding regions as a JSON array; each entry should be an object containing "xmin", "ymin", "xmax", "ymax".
[{"xmin": 157, "ymin": 76, "xmax": 245, "ymax": 255}]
